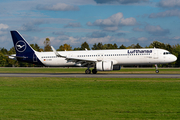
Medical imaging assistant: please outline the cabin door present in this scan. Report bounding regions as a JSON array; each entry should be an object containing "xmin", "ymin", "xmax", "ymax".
[
  {"xmin": 153, "ymin": 50, "xmax": 158, "ymax": 59},
  {"xmin": 33, "ymin": 54, "xmax": 37, "ymax": 62}
]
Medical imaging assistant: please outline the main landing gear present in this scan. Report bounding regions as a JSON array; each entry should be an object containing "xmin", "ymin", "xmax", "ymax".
[
  {"xmin": 92, "ymin": 69, "xmax": 97, "ymax": 74},
  {"xmin": 85, "ymin": 69, "xmax": 91, "ymax": 74},
  {"xmin": 155, "ymin": 64, "xmax": 159, "ymax": 73},
  {"xmin": 85, "ymin": 69, "xmax": 97, "ymax": 74}
]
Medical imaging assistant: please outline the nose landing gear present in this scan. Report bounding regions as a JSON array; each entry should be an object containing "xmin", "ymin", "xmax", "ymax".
[{"xmin": 155, "ymin": 64, "xmax": 159, "ymax": 73}]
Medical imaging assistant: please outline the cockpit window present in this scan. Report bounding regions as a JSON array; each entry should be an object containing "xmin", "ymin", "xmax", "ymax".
[{"xmin": 163, "ymin": 52, "xmax": 171, "ymax": 55}]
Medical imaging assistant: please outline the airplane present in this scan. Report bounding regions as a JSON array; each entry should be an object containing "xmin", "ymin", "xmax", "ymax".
[{"xmin": 9, "ymin": 30, "xmax": 177, "ymax": 74}]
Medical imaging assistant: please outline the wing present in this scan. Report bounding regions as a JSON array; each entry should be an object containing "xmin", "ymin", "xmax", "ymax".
[{"xmin": 51, "ymin": 46, "xmax": 97, "ymax": 66}]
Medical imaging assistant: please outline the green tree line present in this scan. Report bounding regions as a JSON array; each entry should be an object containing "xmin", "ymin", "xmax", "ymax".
[{"xmin": 0, "ymin": 39, "xmax": 180, "ymax": 67}]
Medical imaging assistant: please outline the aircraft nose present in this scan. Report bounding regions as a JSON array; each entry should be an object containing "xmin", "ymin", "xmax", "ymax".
[{"xmin": 172, "ymin": 55, "xmax": 177, "ymax": 62}]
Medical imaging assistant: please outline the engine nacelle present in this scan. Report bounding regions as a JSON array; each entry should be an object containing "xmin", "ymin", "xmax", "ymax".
[
  {"xmin": 96, "ymin": 61, "xmax": 121, "ymax": 71},
  {"xmin": 96, "ymin": 61, "xmax": 113, "ymax": 71}
]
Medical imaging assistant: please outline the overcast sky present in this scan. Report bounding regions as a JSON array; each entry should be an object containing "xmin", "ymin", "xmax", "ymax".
[{"xmin": 0, "ymin": 0, "xmax": 180, "ymax": 50}]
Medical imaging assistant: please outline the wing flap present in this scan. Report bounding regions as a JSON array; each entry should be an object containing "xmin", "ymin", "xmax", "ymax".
[{"xmin": 66, "ymin": 57, "xmax": 97, "ymax": 62}]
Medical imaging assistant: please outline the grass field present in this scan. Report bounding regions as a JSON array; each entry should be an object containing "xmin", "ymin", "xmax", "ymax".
[
  {"xmin": 0, "ymin": 67, "xmax": 180, "ymax": 74},
  {"xmin": 0, "ymin": 77, "xmax": 180, "ymax": 119}
]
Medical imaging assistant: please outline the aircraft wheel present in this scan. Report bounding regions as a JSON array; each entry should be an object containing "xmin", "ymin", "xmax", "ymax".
[
  {"xmin": 85, "ymin": 69, "xmax": 91, "ymax": 74},
  {"xmin": 155, "ymin": 70, "xmax": 159, "ymax": 73},
  {"xmin": 92, "ymin": 69, "xmax": 97, "ymax": 74}
]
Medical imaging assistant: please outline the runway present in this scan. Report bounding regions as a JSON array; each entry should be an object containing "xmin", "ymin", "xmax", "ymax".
[{"xmin": 0, "ymin": 73, "xmax": 180, "ymax": 78}]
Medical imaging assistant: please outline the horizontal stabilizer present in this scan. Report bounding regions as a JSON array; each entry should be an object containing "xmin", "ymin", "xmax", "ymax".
[{"xmin": 8, "ymin": 54, "xmax": 27, "ymax": 60}]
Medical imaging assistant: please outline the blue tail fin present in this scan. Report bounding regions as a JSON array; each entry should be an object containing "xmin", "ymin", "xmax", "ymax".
[
  {"xmin": 10, "ymin": 31, "xmax": 35, "ymax": 56},
  {"xmin": 10, "ymin": 31, "xmax": 43, "ymax": 65}
]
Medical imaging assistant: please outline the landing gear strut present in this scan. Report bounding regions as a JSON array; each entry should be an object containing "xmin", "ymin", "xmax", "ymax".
[
  {"xmin": 85, "ymin": 64, "xmax": 97, "ymax": 74},
  {"xmin": 85, "ymin": 64, "xmax": 92, "ymax": 74},
  {"xmin": 155, "ymin": 64, "xmax": 159, "ymax": 73}
]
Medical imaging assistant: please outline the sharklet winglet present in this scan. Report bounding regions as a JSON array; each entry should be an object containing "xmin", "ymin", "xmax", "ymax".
[{"xmin": 51, "ymin": 46, "xmax": 66, "ymax": 58}]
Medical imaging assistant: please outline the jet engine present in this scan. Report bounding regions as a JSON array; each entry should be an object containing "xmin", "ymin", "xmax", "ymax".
[{"xmin": 96, "ymin": 61, "xmax": 121, "ymax": 71}]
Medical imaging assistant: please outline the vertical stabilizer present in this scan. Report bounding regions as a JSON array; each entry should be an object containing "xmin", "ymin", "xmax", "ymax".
[
  {"xmin": 10, "ymin": 31, "xmax": 43, "ymax": 65},
  {"xmin": 10, "ymin": 31, "xmax": 35, "ymax": 56}
]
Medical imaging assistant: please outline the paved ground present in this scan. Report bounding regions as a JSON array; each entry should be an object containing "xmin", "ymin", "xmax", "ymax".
[{"xmin": 0, "ymin": 73, "xmax": 180, "ymax": 78}]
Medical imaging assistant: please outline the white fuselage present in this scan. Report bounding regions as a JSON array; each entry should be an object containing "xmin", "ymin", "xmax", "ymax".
[{"xmin": 35, "ymin": 48, "xmax": 177, "ymax": 67}]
